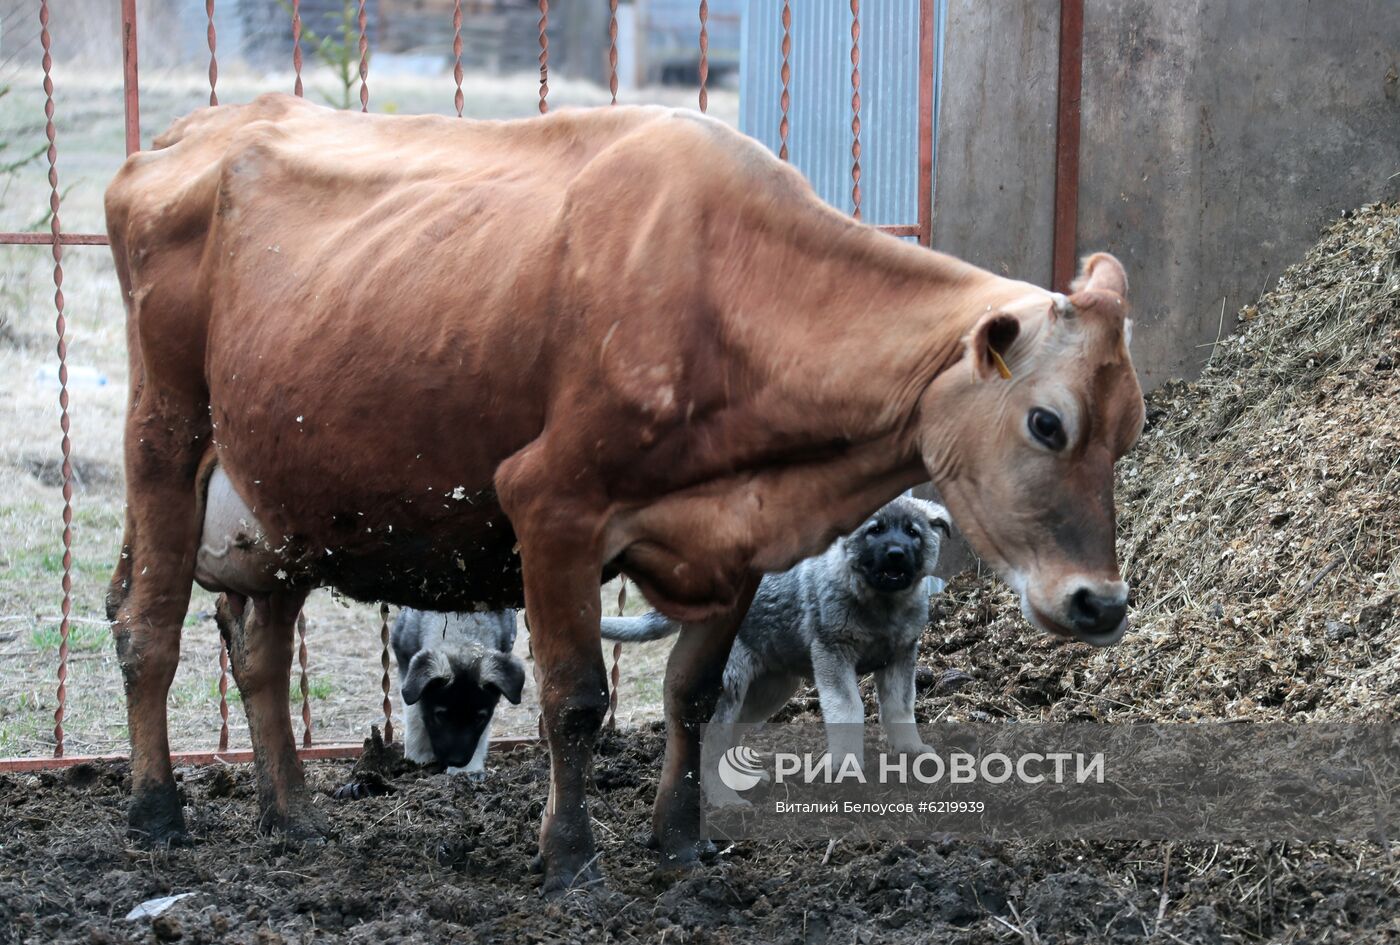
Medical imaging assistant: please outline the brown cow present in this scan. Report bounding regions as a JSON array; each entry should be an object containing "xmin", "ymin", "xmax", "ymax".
[{"xmin": 104, "ymin": 94, "xmax": 1143, "ymax": 893}]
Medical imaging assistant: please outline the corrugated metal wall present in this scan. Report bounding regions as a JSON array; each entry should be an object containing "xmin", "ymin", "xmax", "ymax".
[{"xmin": 739, "ymin": 0, "xmax": 946, "ymax": 230}]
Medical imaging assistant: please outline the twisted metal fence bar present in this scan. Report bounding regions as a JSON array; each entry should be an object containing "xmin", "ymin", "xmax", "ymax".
[
  {"xmin": 698, "ymin": 0, "xmax": 709, "ymax": 113},
  {"xmin": 40, "ymin": 0, "xmax": 75, "ymax": 759},
  {"xmin": 608, "ymin": 0, "xmax": 620, "ymax": 106},
  {"xmin": 206, "ymin": 0, "xmax": 219, "ymax": 106},
  {"xmin": 537, "ymin": 0, "xmax": 549, "ymax": 114},
  {"xmin": 218, "ymin": 645, "xmax": 231, "ymax": 752},
  {"xmin": 453, "ymin": 0, "xmax": 465, "ymax": 116},
  {"xmin": 358, "ymin": 0, "xmax": 371, "ymax": 112},
  {"xmin": 849, "ymin": 0, "xmax": 862, "ymax": 220},
  {"xmin": 380, "ymin": 604, "xmax": 394, "ymax": 743},
  {"xmin": 291, "ymin": 0, "xmax": 304, "ymax": 97},
  {"xmin": 298, "ymin": 614, "xmax": 313, "ymax": 747},
  {"xmin": 779, "ymin": 0, "xmax": 791, "ymax": 161}
]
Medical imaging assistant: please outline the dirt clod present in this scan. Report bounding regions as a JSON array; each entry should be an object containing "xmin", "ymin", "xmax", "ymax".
[{"xmin": 150, "ymin": 915, "xmax": 182, "ymax": 942}]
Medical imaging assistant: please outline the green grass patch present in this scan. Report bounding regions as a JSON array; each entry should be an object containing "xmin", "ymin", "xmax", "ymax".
[
  {"xmin": 204, "ymin": 678, "xmax": 334, "ymax": 704},
  {"xmin": 28, "ymin": 622, "xmax": 107, "ymax": 654}
]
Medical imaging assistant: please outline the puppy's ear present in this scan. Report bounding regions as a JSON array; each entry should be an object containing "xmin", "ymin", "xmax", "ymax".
[
  {"xmin": 402, "ymin": 650, "xmax": 453, "ymax": 706},
  {"xmin": 475, "ymin": 652, "xmax": 526, "ymax": 705},
  {"xmin": 908, "ymin": 499, "xmax": 952, "ymax": 537}
]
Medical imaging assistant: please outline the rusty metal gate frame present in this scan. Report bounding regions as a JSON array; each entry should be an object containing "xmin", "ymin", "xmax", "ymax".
[{"xmin": 0, "ymin": 0, "xmax": 945, "ymax": 772}]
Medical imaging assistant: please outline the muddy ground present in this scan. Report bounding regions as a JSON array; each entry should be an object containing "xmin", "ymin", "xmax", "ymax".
[{"xmin": 2, "ymin": 726, "xmax": 1398, "ymax": 945}]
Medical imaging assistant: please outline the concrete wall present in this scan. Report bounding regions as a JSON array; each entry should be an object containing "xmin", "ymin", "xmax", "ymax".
[
  {"xmin": 1078, "ymin": 0, "xmax": 1400, "ymax": 387},
  {"xmin": 931, "ymin": 1, "xmax": 1061, "ymax": 285},
  {"xmin": 932, "ymin": 0, "xmax": 1400, "ymax": 390}
]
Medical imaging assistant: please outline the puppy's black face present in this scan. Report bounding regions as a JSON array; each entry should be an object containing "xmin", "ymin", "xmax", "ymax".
[
  {"xmin": 847, "ymin": 502, "xmax": 945, "ymax": 593},
  {"xmin": 419, "ymin": 677, "xmax": 500, "ymax": 769}
]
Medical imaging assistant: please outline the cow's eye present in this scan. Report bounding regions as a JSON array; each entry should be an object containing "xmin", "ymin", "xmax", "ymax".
[{"xmin": 1028, "ymin": 408, "xmax": 1067, "ymax": 451}]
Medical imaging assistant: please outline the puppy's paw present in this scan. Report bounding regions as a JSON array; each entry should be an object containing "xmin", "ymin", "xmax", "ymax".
[{"xmin": 445, "ymin": 764, "xmax": 488, "ymax": 782}]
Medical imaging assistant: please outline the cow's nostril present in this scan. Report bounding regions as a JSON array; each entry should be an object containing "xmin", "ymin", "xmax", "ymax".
[{"xmin": 1068, "ymin": 588, "xmax": 1127, "ymax": 636}]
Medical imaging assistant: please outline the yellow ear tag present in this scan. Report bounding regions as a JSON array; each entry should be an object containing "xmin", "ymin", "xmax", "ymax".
[{"xmin": 989, "ymin": 347, "xmax": 1013, "ymax": 380}]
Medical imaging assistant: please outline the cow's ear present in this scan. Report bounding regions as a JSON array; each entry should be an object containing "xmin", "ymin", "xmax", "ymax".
[
  {"xmin": 909, "ymin": 499, "xmax": 952, "ymax": 536},
  {"xmin": 476, "ymin": 652, "xmax": 526, "ymax": 705},
  {"xmin": 1070, "ymin": 252, "xmax": 1128, "ymax": 298},
  {"xmin": 402, "ymin": 651, "xmax": 453, "ymax": 706},
  {"xmin": 968, "ymin": 311, "xmax": 1022, "ymax": 381}
]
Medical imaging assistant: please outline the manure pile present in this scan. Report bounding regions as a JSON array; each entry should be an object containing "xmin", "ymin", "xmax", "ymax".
[{"xmin": 919, "ymin": 202, "xmax": 1400, "ymax": 723}]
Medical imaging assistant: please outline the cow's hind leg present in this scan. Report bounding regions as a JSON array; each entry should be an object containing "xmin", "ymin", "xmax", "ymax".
[
  {"xmin": 216, "ymin": 591, "xmax": 327, "ymax": 839},
  {"xmin": 652, "ymin": 575, "xmax": 760, "ymax": 870},
  {"xmin": 112, "ymin": 407, "xmax": 210, "ymax": 844}
]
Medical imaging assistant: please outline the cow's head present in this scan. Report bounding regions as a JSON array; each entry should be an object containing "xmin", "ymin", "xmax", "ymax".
[{"xmin": 922, "ymin": 253, "xmax": 1144, "ymax": 645}]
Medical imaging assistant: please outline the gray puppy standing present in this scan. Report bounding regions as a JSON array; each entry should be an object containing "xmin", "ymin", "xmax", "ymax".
[
  {"xmin": 391, "ymin": 608, "xmax": 526, "ymax": 779},
  {"xmin": 600, "ymin": 495, "xmax": 951, "ymax": 804}
]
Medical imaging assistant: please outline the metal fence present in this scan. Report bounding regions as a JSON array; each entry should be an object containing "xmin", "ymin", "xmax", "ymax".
[{"xmin": 0, "ymin": 0, "xmax": 937, "ymax": 771}]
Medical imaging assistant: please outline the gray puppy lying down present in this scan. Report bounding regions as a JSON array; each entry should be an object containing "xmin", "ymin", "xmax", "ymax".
[
  {"xmin": 601, "ymin": 495, "xmax": 951, "ymax": 805},
  {"xmin": 391, "ymin": 496, "xmax": 948, "ymax": 794},
  {"xmin": 392, "ymin": 608, "xmax": 525, "ymax": 779}
]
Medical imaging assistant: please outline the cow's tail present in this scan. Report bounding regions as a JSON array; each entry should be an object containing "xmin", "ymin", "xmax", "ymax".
[{"xmin": 598, "ymin": 611, "xmax": 680, "ymax": 643}]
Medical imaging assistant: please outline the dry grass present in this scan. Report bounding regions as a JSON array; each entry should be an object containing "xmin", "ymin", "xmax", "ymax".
[{"xmin": 0, "ymin": 67, "xmax": 736, "ymax": 759}]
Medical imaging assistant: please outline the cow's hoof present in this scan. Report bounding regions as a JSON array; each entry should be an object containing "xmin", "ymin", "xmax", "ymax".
[
  {"xmin": 648, "ymin": 843, "xmax": 714, "ymax": 888},
  {"xmin": 655, "ymin": 837, "xmax": 716, "ymax": 871},
  {"xmin": 540, "ymin": 856, "xmax": 604, "ymax": 899},
  {"xmin": 128, "ymin": 782, "xmax": 188, "ymax": 846},
  {"xmin": 259, "ymin": 802, "xmax": 331, "ymax": 843}
]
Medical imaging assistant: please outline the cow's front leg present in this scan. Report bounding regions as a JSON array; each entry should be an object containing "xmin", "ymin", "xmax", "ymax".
[
  {"xmin": 217, "ymin": 591, "xmax": 326, "ymax": 839},
  {"xmin": 652, "ymin": 575, "xmax": 759, "ymax": 870},
  {"xmin": 518, "ymin": 536, "xmax": 608, "ymax": 896}
]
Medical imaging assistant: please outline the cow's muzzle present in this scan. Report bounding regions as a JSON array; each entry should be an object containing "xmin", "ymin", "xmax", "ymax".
[
  {"xmin": 1067, "ymin": 587, "xmax": 1128, "ymax": 643},
  {"xmin": 1020, "ymin": 578, "xmax": 1129, "ymax": 646}
]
